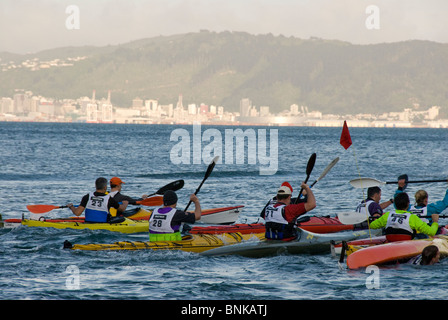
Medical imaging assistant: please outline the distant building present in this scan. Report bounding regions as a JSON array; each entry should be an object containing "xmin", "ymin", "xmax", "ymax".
[
  {"xmin": 132, "ymin": 97, "xmax": 143, "ymax": 109},
  {"xmin": 240, "ymin": 98, "xmax": 251, "ymax": 117}
]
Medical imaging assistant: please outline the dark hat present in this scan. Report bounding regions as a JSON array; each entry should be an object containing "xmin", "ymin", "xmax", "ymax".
[{"xmin": 163, "ymin": 190, "xmax": 178, "ymax": 206}]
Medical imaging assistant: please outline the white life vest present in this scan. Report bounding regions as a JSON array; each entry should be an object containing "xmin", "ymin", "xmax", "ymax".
[
  {"xmin": 385, "ymin": 211, "xmax": 413, "ymax": 235},
  {"xmin": 356, "ymin": 200, "xmax": 375, "ymax": 215},
  {"xmin": 264, "ymin": 203, "xmax": 288, "ymax": 225},
  {"xmin": 149, "ymin": 207, "xmax": 177, "ymax": 234},
  {"xmin": 409, "ymin": 205, "xmax": 429, "ymax": 223},
  {"xmin": 108, "ymin": 190, "xmax": 119, "ymax": 198},
  {"xmin": 85, "ymin": 192, "xmax": 111, "ymax": 223}
]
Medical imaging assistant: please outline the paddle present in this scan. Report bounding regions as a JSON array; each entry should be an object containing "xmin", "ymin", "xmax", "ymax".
[
  {"xmin": 309, "ymin": 157, "xmax": 339, "ymax": 188},
  {"xmin": 135, "ymin": 195, "xmax": 164, "ymax": 206},
  {"xmin": 294, "ymin": 153, "xmax": 317, "ymax": 204},
  {"xmin": 184, "ymin": 156, "xmax": 219, "ymax": 211},
  {"xmin": 350, "ymin": 177, "xmax": 447, "ymax": 189},
  {"xmin": 26, "ymin": 204, "xmax": 68, "ymax": 214},
  {"xmin": 148, "ymin": 179, "xmax": 184, "ymax": 196},
  {"xmin": 337, "ymin": 211, "xmax": 369, "ymax": 225}
]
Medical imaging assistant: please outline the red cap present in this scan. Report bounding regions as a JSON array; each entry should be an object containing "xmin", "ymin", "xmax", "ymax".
[
  {"xmin": 281, "ymin": 181, "xmax": 293, "ymax": 193},
  {"xmin": 110, "ymin": 177, "xmax": 125, "ymax": 185}
]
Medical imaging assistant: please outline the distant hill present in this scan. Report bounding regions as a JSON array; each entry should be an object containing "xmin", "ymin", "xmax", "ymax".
[{"xmin": 2, "ymin": 31, "xmax": 448, "ymax": 115}]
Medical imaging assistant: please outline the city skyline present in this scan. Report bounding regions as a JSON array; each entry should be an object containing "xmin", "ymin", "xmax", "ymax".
[{"xmin": 2, "ymin": 88, "xmax": 448, "ymax": 128}]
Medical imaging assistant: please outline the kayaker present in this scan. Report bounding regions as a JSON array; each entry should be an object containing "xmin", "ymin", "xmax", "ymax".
[
  {"xmin": 109, "ymin": 176, "xmax": 148, "ymax": 209},
  {"xmin": 148, "ymin": 190, "xmax": 201, "ymax": 241},
  {"xmin": 67, "ymin": 177, "xmax": 128, "ymax": 223},
  {"xmin": 369, "ymin": 192, "xmax": 439, "ymax": 242},
  {"xmin": 259, "ymin": 182, "xmax": 305, "ymax": 218},
  {"xmin": 409, "ymin": 188, "xmax": 448, "ymax": 224},
  {"xmin": 408, "ymin": 245, "xmax": 440, "ymax": 265},
  {"xmin": 261, "ymin": 181, "xmax": 316, "ymax": 241},
  {"xmin": 355, "ymin": 186, "xmax": 393, "ymax": 220},
  {"xmin": 420, "ymin": 245, "xmax": 441, "ymax": 265}
]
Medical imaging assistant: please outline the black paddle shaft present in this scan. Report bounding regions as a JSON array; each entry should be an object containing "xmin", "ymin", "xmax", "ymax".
[{"xmin": 184, "ymin": 157, "xmax": 218, "ymax": 211}]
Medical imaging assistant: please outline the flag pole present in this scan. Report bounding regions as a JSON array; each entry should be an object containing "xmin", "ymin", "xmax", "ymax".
[{"xmin": 340, "ymin": 120, "xmax": 371, "ymax": 238}]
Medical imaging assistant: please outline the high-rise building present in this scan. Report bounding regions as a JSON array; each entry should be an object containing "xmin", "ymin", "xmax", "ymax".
[{"xmin": 240, "ymin": 98, "xmax": 251, "ymax": 117}]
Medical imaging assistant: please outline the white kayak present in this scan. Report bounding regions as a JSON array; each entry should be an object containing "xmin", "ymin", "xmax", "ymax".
[{"xmin": 201, "ymin": 227, "xmax": 382, "ymax": 257}]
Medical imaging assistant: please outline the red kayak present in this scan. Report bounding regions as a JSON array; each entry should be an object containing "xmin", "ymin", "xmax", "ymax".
[
  {"xmin": 297, "ymin": 216, "xmax": 354, "ymax": 233},
  {"xmin": 192, "ymin": 216, "xmax": 354, "ymax": 235}
]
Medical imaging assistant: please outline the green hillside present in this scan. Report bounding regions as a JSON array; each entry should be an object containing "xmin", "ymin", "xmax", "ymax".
[{"xmin": 1, "ymin": 31, "xmax": 448, "ymax": 115}]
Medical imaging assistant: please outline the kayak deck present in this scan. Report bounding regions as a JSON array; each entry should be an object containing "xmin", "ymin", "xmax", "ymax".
[{"xmin": 64, "ymin": 232, "xmax": 265, "ymax": 253}]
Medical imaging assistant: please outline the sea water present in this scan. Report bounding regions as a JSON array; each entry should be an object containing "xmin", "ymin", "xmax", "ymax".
[{"xmin": 1, "ymin": 122, "xmax": 448, "ymax": 303}]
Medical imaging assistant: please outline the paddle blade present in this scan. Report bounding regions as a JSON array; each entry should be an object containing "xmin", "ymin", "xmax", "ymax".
[
  {"xmin": 27, "ymin": 204, "xmax": 62, "ymax": 214},
  {"xmin": 155, "ymin": 180, "xmax": 185, "ymax": 195},
  {"xmin": 337, "ymin": 211, "xmax": 367, "ymax": 225},
  {"xmin": 311, "ymin": 157, "xmax": 339, "ymax": 187},
  {"xmin": 349, "ymin": 178, "xmax": 385, "ymax": 188},
  {"xmin": 318, "ymin": 157, "xmax": 339, "ymax": 181},
  {"xmin": 136, "ymin": 196, "xmax": 164, "ymax": 207},
  {"xmin": 204, "ymin": 156, "xmax": 219, "ymax": 181},
  {"xmin": 305, "ymin": 153, "xmax": 317, "ymax": 178}
]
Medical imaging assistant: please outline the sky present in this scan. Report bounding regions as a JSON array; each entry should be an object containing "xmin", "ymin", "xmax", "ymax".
[{"xmin": 1, "ymin": 0, "xmax": 447, "ymax": 54}]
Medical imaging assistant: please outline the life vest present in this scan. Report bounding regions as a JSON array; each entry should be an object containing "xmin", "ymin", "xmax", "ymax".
[
  {"xmin": 149, "ymin": 207, "xmax": 182, "ymax": 241},
  {"xmin": 385, "ymin": 211, "xmax": 414, "ymax": 242},
  {"xmin": 264, "ymin": 203, "xmax": 297, "ymax": 240},
  {"xmin": 85, "ymin": 192, "xmax": 111, "ymax": 223},
  {"xmin": 108, "ymin": 191, "xmax": 120, "ymax": 217},
  {"xmin": 409, "ymin": 205, "xmax": 429, "ymax": 223},
  {"xmin": 356, "ymin": 200, "xmax": 376, "ymax": 216}
]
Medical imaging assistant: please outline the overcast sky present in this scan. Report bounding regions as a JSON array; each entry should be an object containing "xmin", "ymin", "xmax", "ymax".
[{"xmin": 1, "ymin": 0, "xmax": 447, "ymax": 54}]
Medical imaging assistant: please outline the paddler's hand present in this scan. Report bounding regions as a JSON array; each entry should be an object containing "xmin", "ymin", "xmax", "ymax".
[
  {"xmin": 141, "ymin": 194, "xmax": 148, "ymax": 199},
  {"xmin": 397, "ymin": 174, "xmax": 408, "ymax": 191},
  {"xmin": 300, "ymin": 182, "xmax": 310, "ymax": 190},
  {"xmin": 190, "ymin": 194, "xmax": 199, "ymax": 203},
  {"xmin": 432, "ymin": 214, "xmax": 439, "ymax": 224}
]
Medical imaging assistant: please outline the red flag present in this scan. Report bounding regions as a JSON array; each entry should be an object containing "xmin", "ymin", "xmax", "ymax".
[{"xmin": 340, "ymin": 120, "xmax": 352, "ymax": 150}]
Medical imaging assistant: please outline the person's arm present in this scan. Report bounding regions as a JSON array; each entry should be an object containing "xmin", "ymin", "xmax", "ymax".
[
  {"xmin": 301, "ymin": 183, "xmax": 316, "ymax": 212},
  {"xmin": 67, "ymin": 194, "xmax": 88, "ymax": 217},
  {"xmin": 68, "ymin": 204, "xmax": 85, "ymax": 217},
  {"xmin": 410, "ymin": 214, "xmax": 439, "ymax": 236},
  {"xmin": 427, "ymin": 189, "xmax": 448, "ymax": 215},
  {"xmin": 369, "ymin": 212, "xmax": 389, "ymax": 229},
  {"xmin": 190, "ymin": 194, "xmax": 201, "ymax": 221},
  {"xmin": 379, "ymin": 199, "xmax": 393, "ymax": 210}
]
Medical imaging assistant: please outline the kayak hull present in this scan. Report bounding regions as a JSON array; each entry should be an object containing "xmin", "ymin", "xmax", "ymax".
[
  {"xmin": 346, "ymin": 236, "xmax": 448, "ymax": 269},
  {"xmin": 201, "ymin": 228, "xmax": 381, "ymax": 258},
  {"xmin": 65, "ymin": 232, "xmax": 265, "ymax": 253},
  {"xmin": 21, "ymin": 218, "xmax": 149, "ymax": 234}
]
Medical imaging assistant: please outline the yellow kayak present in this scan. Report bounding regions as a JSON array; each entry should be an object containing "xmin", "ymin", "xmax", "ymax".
[
  {"xmin": 21, "ymin": 218, "xmax": 149, "ymax": 234},
  {"xmin": 64, "ymin": 232, "xmax": 265, "ymax": 253}
]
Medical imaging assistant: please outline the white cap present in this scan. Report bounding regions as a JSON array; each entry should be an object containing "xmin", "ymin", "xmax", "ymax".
[{"xmin": 277, "ymin": 185, "xmax": 292, "ymax": 195}]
